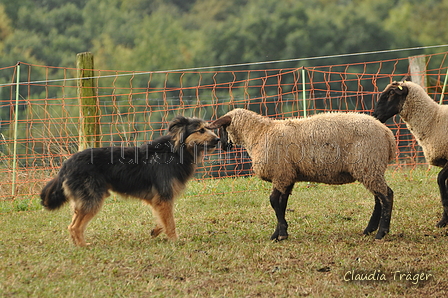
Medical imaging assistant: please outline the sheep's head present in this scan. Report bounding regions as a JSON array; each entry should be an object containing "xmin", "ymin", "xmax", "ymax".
[
  {"xmin": 373, "ymin": 81, "xmax": 409, "ymax": 123},
  {"xmin": 208, "ymin": 116, "xmax": 233, "ymax": 151}
]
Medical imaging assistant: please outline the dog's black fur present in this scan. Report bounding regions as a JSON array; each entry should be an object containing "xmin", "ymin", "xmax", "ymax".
[{"xmin": 40, "ymin": 115, "xmax": 219, "ymax": 246}]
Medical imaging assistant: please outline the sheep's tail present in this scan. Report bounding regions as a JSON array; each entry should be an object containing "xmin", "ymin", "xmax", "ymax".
[{"xmin": 40, "ymin": 174, "xmax": 68, "ymax": 210}]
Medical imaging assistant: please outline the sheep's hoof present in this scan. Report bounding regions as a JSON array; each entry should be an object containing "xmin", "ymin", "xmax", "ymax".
[
  {"xmin": 270, "ymin": 233, "xmax": 288, "ymax": 241},
  {"xmin": 436, "ymin": 218, "xmax": 448, "ymax": 228},
  {"xmin": 277, "ymin": 235, "xmax": 288, "ymax": 241},
  {"xmin": 362, "ymin": 228, "xmax": 375, "ymax": 235},
  {"xmin": 374, "ymin": 231, "xmax": 387, "ymax": 240},
  {"xmin": 271, "ymin": 224, "xmax": 288, "ymax": 241}
]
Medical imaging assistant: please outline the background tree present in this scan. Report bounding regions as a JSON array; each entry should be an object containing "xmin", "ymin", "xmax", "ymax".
[{"xmin": 1, "ymin": 0, "xmax": 446, "ymax": 72}]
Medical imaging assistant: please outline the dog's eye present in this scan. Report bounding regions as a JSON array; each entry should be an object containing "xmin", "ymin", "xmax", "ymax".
[{"xmin": 198, "ymin": 128, "xmax": 206, "ymax": 134}]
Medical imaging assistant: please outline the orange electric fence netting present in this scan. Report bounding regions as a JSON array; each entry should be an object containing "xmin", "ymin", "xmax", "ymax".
[{"xmin": 1, "ymin": 52, "xmax": 448, "ymax": 200}]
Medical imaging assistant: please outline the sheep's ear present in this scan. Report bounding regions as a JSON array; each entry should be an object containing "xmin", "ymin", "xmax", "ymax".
[
  {"xmin": 208, "ymin": 116, "xmax": 232, "ymax": 129},
  {"xmin": 401, "ymin": 75, "xmax": 410, "ymax": 82},
  {"xmin": 394, "ymin": 85, "xmax": 408, "ymax": 96}
]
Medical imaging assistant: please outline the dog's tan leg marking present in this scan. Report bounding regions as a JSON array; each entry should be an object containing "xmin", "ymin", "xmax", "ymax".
[
  {"xmin": 150, "ymin": 198, "xmax": 177, "ymax": 240},
  {"xmin": 68, "ymin": 208, "xmax": 99, "ymax": 247}
]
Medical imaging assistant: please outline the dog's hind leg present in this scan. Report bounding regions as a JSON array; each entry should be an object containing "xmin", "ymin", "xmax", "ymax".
[
  {"xmin": 68, "ymin": 207, "xmax": 99, "ymax": 247},
  {"xmin": 68, "ymin": 195, "xmax": 106, "ymax": 247},
  {"xmin": 150, "ymin": 197, "xmax": 177, "ymax": 240}
]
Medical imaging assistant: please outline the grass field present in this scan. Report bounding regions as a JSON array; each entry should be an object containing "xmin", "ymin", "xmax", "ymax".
[{"xmin": 1, "ymin": 167, "xmax": 447, "ymax": 297}]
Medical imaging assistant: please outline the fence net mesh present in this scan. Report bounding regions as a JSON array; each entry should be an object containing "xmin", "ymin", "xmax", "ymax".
[{"xmin": 1, "ymin": 52, "xmax": 448, "ymax": 200}]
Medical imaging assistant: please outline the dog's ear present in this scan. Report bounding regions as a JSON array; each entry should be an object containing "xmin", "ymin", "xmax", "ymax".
[
  {"xmin": 208, "ymin": 116, "xmax": 232, "ymax": 129},
  {"xmin": 168, "ymin": 115, "xmax": 190, "ymax": 150},
  {"xmin": 168, "ymin": 115, "xmax": 189, "ymax": 136}
]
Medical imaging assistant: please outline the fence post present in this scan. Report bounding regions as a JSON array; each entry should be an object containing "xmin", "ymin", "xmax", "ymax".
[
  {"xmin": 301, "ymin": 67, "xmax": 307, "ymax": 118},
  {"xmin": 77, "ymin": 52, "xmax": 99, "ymax": 151},
  {"xmin": 11, "ymin": 62, "xmax": 21, "ymax": 197},
  {"xmin": 408, "ymin": 55, "xmax": 428, "ymax": 89},
  {"xmin": 439, "ymin": 68, "xmax": 448, "ymax": 104}
]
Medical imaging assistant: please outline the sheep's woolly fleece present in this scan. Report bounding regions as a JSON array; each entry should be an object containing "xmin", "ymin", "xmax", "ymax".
[{"xmin": 219, "ymin": 108, "xmax": 395, "ymax": 194}]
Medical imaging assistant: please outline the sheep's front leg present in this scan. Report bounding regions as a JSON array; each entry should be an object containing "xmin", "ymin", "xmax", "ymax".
[
  {"xmin": 436, "ymin": 163, "xmax": 448, "ymax": 228},
  {"xmin": 269, "ymin": 185, "xmax": 293, "ymax": 241},
  {"xmin": 374, "ymin": 186, "xmax": 394, "ymax": 240}
]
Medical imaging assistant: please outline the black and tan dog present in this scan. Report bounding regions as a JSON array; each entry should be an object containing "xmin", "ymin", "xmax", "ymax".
[{"xmin": 40, "ymin": 116, "xmax": 219, "ymax": 246}]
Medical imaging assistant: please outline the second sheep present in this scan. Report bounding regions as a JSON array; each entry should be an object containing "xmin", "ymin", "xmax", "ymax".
[{"xmin": 374, "ymin": 80, "xmax": 448, "ymax": 228}]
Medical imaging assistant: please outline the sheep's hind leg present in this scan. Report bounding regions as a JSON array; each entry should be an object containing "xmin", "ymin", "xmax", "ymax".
[
  {"xmin": 374, "ymin": 186, "xmax": 394, "ymax": 240},
  {"xmin": 269, "ymin": 185, "xmax": 293, "ymax": 241},
  {"xmin": 436, "ymin": 164, "xmax": 448, "ymax": 228},
  {"xmin": 363, "ymin": 196, "xmax": 382, "ymax": 235}
]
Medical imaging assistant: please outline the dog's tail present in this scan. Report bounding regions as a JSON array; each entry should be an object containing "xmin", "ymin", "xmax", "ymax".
[{"xmin": 40, "ymin": 174, "xmax": 68, "ymax": 210}]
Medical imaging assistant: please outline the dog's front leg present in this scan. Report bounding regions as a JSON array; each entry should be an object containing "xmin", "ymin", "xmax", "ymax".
[{"xmin": 150, "ymin": 198, "xmax": 178, "ymax": 240}]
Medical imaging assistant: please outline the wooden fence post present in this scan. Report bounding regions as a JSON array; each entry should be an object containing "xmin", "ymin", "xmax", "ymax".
[
  {"xmin": 77, "ymin": 52, "xmax": 100, "ymax": 151},
  {"xmin": 408, "ymin": 55, "xmax": 429, "ymax": 89}
]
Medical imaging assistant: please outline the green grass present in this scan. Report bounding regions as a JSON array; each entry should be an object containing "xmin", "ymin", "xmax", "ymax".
[{"xmin": 1, "ymin": 167, "xmax": 447, "ymax": 297}]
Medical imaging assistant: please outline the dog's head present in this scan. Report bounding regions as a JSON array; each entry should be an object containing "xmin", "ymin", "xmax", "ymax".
[
  {"xmin": 168, "ymin": 115, "xmax": 220, "ymax": 153},
  {"xmin": 373, "ymin": 81, "xmax": 409, "ymax": 123},
  {"xmin": 208, "ymin": 115, "xmax": 233, "ymax": 151}
]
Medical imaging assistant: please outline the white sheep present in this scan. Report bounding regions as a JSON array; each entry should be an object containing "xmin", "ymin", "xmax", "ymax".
[
  {"xmin": 373, "ymin": 81, "xmax": 448, "ymax": 228},
  {"xmin": 209, "ymin": 108, "xmax": 396, "ymax": 240}
]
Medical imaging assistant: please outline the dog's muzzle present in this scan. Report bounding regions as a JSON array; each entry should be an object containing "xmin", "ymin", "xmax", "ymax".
[
  {"xmin": 201, "ymin": 138, "xmax": 220, "ymax": 151},
  {"xmin": 210, "ymin": 137, "xmax": 220, "ymax": 148}
]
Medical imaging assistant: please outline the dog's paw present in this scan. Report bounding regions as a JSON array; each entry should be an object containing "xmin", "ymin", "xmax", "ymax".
[{"xmin": 151, "ymin": 227, "xmax": 163, "ymax": 238}]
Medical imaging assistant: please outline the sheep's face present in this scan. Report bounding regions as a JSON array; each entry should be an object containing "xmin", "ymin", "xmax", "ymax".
[
  {"xmin": 208, "ymin": 116, "xmax": 233, "ymax": 151},
  {"xmin": 373, "ymin": 82, "xmax": 408, "ymax": 123}
]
